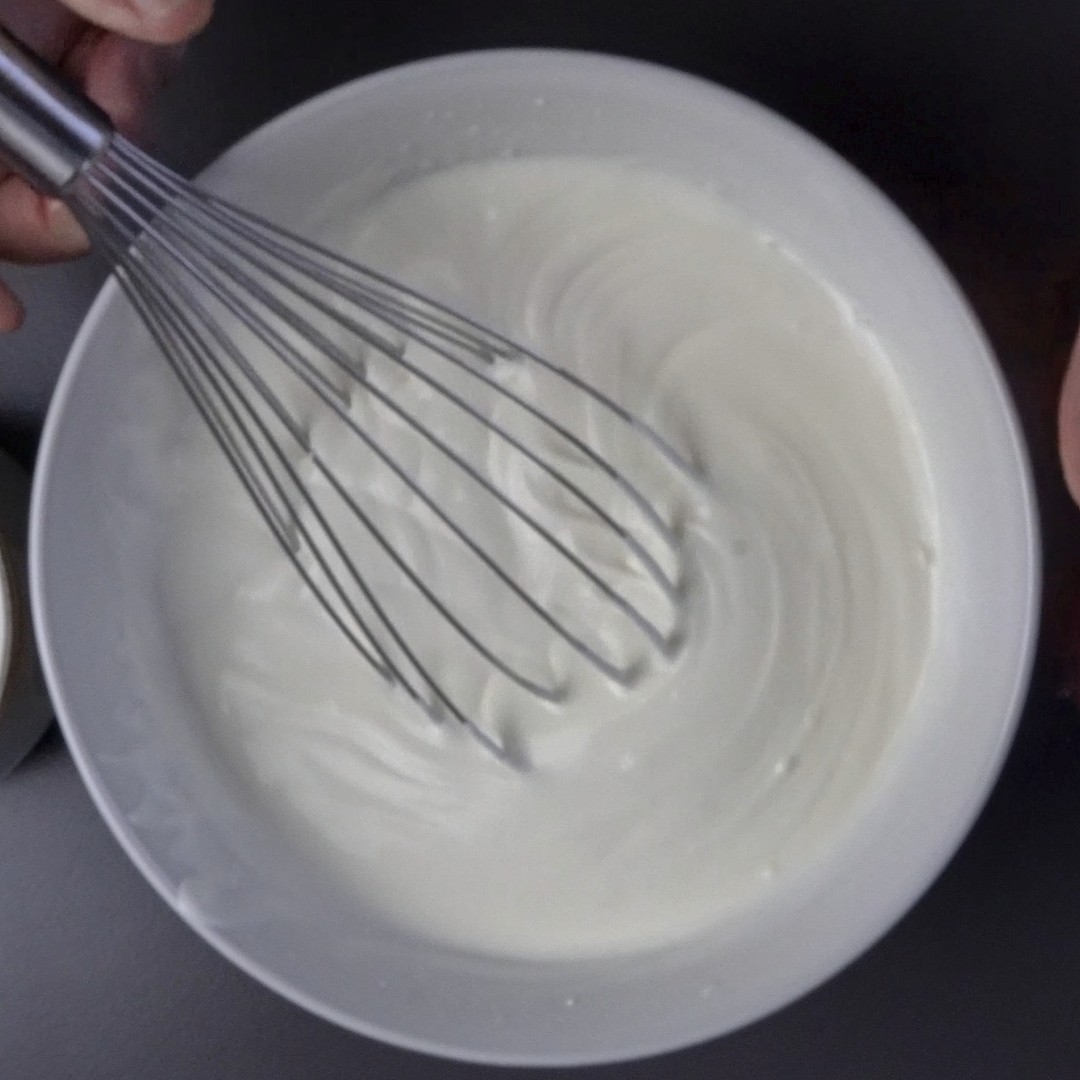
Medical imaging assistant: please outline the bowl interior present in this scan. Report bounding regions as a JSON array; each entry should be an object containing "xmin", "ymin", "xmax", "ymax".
[{"xmin": 31, "ymin": 51, "xmax": 1037, "ymax": 1066}]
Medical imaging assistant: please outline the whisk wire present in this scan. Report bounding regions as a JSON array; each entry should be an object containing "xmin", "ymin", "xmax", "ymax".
[
  {"xmin": 112, "ymin": 140, "xmax": 686, "ymax": 551},
  {"xmin": 86, "ymin": 155, "xmax": 680, "ymax": 656},
  {"xmin": 70, "ymin": 136, "xmax": 693, "ymax": 759},
  {"xmin": 88, "ymin": 208, "xmax": 516, "ymax": 759},
  {"xmin": 83, "ymin": 174, "xmax": 593, "ymax": 702},
  {"xmin": 90, "ymin": 222, "xmax": 397, "ymax": 678},
  {"xmin": 104, "ymin": 147, "xmax": 683, "ymax": 598},
  {"xmin": 84, "ymin": 166, "xmax": 651, "ymax": 691}
]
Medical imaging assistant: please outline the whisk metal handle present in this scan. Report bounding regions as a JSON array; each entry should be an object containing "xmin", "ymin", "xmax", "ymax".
[{"xmin": 0, "ymin": 28, "xmax": 111, "ymax": 194}]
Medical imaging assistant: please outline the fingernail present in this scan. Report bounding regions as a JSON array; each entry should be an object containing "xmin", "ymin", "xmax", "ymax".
[
  {"xmin": 130, "ymin": 0, "xmax": 196, "ymax": 16},
  {"xmin": 46, "ymin": 199, "xmax": 89, "ymax": 252}
]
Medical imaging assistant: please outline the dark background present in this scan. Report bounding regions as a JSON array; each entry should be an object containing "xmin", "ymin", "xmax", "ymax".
[{"xmin": 1, "ymin": 1, "xmax": 1079, "ymax": 1076}]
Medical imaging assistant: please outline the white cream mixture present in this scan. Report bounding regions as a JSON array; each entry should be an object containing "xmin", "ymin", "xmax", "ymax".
[{"xmin": 161, "ymin": 159, "xmax": 935, "ymax": 959}]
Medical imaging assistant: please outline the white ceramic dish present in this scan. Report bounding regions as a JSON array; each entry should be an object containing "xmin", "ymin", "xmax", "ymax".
[{"xmin": 30, "ymin": 51, "xmax": 1037, "ymax": 1065}]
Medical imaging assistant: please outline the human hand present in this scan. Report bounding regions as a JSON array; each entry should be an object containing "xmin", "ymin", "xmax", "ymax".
[
  {"xmin": 1059, "ymin": 328, "xmax": 1080, "ymax": 505},
  {"xmin": 0, "ymin": 0, "xmax": 212, "ymax": 330}
]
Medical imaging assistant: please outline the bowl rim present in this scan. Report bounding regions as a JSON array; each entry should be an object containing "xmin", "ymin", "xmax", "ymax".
[{"xmin": 29, "ymin": 47, "xmax": 1040, "ymax": 1066}]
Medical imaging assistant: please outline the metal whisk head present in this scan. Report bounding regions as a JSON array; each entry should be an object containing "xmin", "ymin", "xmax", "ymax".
[{"xmin": 0, "ymin": 31, "xmax": 693, "ymax": 758}]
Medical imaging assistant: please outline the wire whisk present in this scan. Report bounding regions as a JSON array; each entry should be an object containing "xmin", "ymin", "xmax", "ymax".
[{"xmin": 0, "ymin": 30, "xmax": 692, "ymax": 758}]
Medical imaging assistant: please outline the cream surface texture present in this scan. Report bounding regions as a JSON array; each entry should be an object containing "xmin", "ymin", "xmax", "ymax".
[{"xmin": 159, "ymin": 159, "xmax": 936, "ymax": 959}]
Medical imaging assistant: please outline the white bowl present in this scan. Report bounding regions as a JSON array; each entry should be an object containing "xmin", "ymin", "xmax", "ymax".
[{"xmin": 30, "ymin": 51, "xmax": 1038, "ymax": 1065}]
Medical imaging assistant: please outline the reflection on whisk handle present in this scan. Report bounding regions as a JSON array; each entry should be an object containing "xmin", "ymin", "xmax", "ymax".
[{"xmin": 0, "ymin": 28, "xmax": 111, "ymax": 194}]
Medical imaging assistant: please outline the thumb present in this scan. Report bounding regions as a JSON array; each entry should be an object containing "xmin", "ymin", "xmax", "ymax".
[
  {"xmin": 58, "ymin": 0, "xmax": 214, "ymax": 45},
  {"xmin": 1058, "ymin": 326, "xmax": 1080, "ymax": 506}
]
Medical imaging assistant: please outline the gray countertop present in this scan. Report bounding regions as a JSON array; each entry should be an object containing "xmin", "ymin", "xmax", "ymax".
[{"xmin": 2, "ymin": 2, "xmax": 1080, "ymax": 1076}]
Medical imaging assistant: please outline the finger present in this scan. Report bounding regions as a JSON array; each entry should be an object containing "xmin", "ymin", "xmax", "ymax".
[
  {"xmin": 0, "ymin": 175, "xmax": 88, "ymax": 262},
  {"xmin": 1058, "ymin": 327, "xmax": 1080, "ymax": 505},
  {"xmin": 0, "ymin": 24, "xmax": 182, "ymax": 264},
  {"xmin": 0, "ymin": 1, "xmax": 81, "ymax": 62},
  {"xmin": 0, "ymin": 278, "xmax": 25, "ymax": 332},
  {"xmin": 55, "ymin": 0, "xmax": 214, "ymax": 45},
  {"xmin": 64, "ymin": 29, "xmax": 186, "ymax": 139}
]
